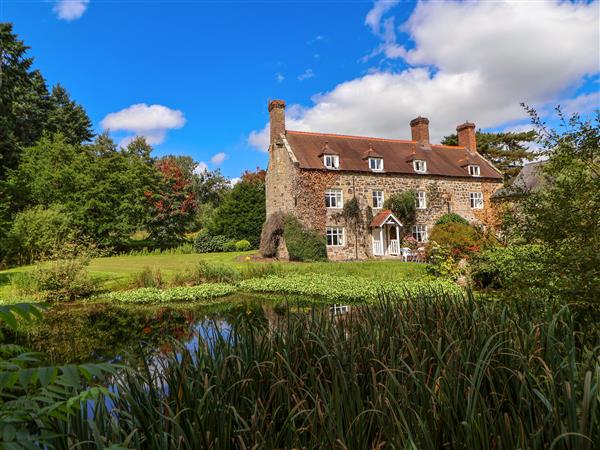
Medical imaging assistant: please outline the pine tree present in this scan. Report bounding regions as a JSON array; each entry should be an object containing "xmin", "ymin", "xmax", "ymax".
[
  {"xmin": 46, "ymin": 84, "xmax": 94, "ymax": 144},
  {"xmin": 442, "ymin": 130, "xmax": 537, "ymax": 182}
]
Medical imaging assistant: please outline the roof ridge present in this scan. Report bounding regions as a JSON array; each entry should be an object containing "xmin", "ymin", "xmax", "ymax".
[{"xmin": 286, "ymin": 130, "xmax": 416, "ymax": 144}]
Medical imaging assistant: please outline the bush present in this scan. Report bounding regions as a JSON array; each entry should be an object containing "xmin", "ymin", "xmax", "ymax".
[
  {"xmin": 283, "ymin": 216, "xmax": 327, "ymax": 262},
  {"xmin": 435, "ymin": 213, "xmax": 469, "ymax": 226},
  {"xmin": 131, "ymin": 267, "xmax": 163, "ymax": 288},
  {"xmin": 223, "ymin": 241, "xmax": 237, "ymax": 252},
  {"xmin": 12, "ymin": 258, "xmax": 96, "ymax": 301},
  {"xmin": 426, "ymin": 222, "xmax": 490, "ymax": 260},
  {"xmin": 235, "ymin": 239, "xmax": 252, "ymax": 252},
  {"xmin": 426, "ymin": 242, "xmax": 460, "ymax": 279},
  {"xmin": 193, "ymin": 231, "xmax": 229, "ymax": 253},
  {"xmin": 259, "ymin": 212, "xmax": 284, "ymax": 257}
]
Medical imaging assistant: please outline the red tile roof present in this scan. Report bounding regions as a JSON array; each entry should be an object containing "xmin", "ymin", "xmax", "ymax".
[
  {"xmin": 285, "ymin": 130, "xmax": 502, "ymax": 180},
  {"xmin": 369, "ymin": 210, "xmax": 402, "ymax": 228}
]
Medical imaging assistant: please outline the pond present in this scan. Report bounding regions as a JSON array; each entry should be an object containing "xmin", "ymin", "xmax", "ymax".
[{"xmin": 2, "ymin": 294, "xmax": 350, "ymax": 365}]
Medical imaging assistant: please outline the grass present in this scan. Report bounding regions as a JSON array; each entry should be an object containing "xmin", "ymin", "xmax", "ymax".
[
  {"xmin": 0, "ymin": 251, "xmax": 428, "ymax": 303},
  {"xmin": 47, "ymin": 291, "xmax": 599, "ymax": 449}
]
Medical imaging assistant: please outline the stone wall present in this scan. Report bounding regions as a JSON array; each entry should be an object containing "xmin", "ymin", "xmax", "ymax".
[{"xmin": 265, "ymin": 139, "xmax": 297, "ymax": 219}]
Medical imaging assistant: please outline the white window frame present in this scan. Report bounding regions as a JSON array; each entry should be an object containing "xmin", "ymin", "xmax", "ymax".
[
  {"xmin": 413, "ymin": 159, "xmax": 427, "ymax": 173},
  {"xmin": 325, "ymin": 189, "xmax": 343, "ymax": 209},
  {"xmin": 416, "ymin": 191, "xmax": 427, "ymax": 209},
  {"xmin": 368, "ymin": 157, "xmax": 384, "ymax": 172},
  {"xmin": 372, "ymin": 190, "xmax": 384, "ymax": 209},
  {"xmin": 412, "ymin": 224, "xmax": 428, "ymax": 243},
  {"xmin": 323, "ymin": 154, "xmax": 339, "ymax": 170},
  {"xmin": 469, "ymin": 192, "xmax": 484, "ymax": 209},
  {"xmin": 468, "ymin": 165, "xmax": 481, "ymax": 177},
  {"xmin": 326, "ymin": 227, "xmax": 344, "ymax": 246}
]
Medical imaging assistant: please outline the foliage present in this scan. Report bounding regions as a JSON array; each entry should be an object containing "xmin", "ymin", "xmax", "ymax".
[
  {"xmin": 282, "ymin": 215, "xmax": 327, "ymax": 262},
  {"xmin": 105, "ymin": 284, "xmax": 236, "ymax": 304},
  {"xmin": 507, "ymin": 106, "xmax": 600, "ymax": 303},
  {"xmin": 383, "ymin": 191, "xmax": 417, "ymax": 238},
  {"xmin": 44, "ymin": 84, "xmax": 94, "ymax": 145},
  {"xmin": 59, "ymin": 292, "xmax": 599, "ymax": 449},
  {"xmin": 435, "ymin": 212, "xmax": 469, "ymax": 226},
  {"xmin": 259, "ymin": 212, "xmax": 284, "ymax": 257},
  {"xmin": 6, "ymin": 204, "xmax": 75, "ymax": 265},
  {"xmin": 235, "ymin": 239, "xmax": 252, "ymax": 252},
  {"xmin": 210, "ymin": 170, "xmax": 266, "ymax": 247},
  {"xmin": 239, "ymin": 273, "xmax": 460, "ymax": 302},
  {"xmin": 194, "ymin": 231, "xmax": 229, "ymax": 253},
  {"xmin": 427, "ymin": 222, "xmax": 491, "ymax": 260},
  {"xmin": 425, "ymin": 242, "xmax": 461, "ymax": 279},
  {"xmin": 131, "ymin": 267, "xmax": 164, "ymax": 289},
  {"xmin": 145, "ymin": 156, "xmax": 197, "ymax": 243},
  {"xmin": 12, "ymin": 258, "xmax": 96, "ymax": 301},
  {"xmin": 223, "ymin": 240, "xmax": 237, "ymax": 252},
  {"xmin": 195, "ymin": 261, "xmax": 241, "ymax": 283},
  {"xmin": 442, "ymin": 129, "xmax": 537, "ymax": 181}
]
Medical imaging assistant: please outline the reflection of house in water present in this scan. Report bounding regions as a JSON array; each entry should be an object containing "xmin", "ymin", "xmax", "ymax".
[{"xmin": 330, "ymin": 304, "xmax": 350, "ymax": 316}]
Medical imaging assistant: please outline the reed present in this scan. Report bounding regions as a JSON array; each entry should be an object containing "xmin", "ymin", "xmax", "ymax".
[{"xmin": 52, "ymin": 291, "xmax": 599, "ymax": 449}]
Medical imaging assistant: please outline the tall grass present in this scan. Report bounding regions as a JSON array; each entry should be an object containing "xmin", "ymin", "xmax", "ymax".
[{"xmin": 53, "ymin": 291, "xmax": 599, "ymax": 449}]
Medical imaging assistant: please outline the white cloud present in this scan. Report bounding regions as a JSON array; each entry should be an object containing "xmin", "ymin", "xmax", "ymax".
[
  {"xmin": 229, "ymin": 177, "xmax": 242, "ymax": 186},
  {"xmin": 365, "ymin": 0, "xmax": 400, "ymax": 34},
  {"xmin": 210, "ymin": 152, "xmax": 227, "ymax": 165},
  {"xmin": 101, "ymin": 103, "xmax": 186, "ymax": 146},
  {"xmin": 275, "ymin": 72, "xmax": 285, "ymax": 83},
  {"xmin": 194, "ymin": 162, "xmax": 208, "ymax": 175},
  {"xmin": 298, "ymin": 69, "xmax": 315, "ymax": 81},
  {"xmin": 249, "ymin": 0, "xmax": 599, "ymax": 149},
  {"xmin": 53, "ymin": 0, "xmax": 89, "ymax": 21}
]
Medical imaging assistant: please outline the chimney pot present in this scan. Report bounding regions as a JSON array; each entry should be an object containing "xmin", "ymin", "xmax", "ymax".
[
  {"xmin": 268, "ymin": 99, "xmax": 286, "ymax": 148},
  {"xmin": 456, "ymin": 121, "xmax": 477, "ymax": 153},
  {"xmin": 410, "ymin": 116, "xmax": 430, "ymax": 144}
]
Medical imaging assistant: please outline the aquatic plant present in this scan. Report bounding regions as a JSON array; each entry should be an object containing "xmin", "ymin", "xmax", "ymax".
[{"xmin": 105, "ymin": 284, "xmax": 237, "ymax": 304}]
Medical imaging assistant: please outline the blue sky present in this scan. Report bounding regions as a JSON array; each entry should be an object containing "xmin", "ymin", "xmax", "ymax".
[{"xmin": 2, "ymin": 0, "xmax": 599, "ymax": 180}]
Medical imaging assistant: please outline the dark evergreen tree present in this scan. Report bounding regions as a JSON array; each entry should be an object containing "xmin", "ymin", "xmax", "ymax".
[
  {"xmin": 45, "ymin": 84, "xmax": 94, "ymax": 144},
  {"xmin": 442, "ymin": 130, "xmax": 537, "ymax": 182}
]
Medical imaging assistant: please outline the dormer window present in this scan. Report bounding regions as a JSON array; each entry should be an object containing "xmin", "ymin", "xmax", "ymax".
[
  {"xmin": 413, "ymin": 159, "xmax": 427, "ymax": 173},
  {"xmin": 468, "ymin": 165, "xmax": 480, "ymax": 176},
  {"xmin": 324, "ymin": 154, "xmax": 339, "ymax": 170},
  {"xmin": 368, "ymin": 157, "xmax": 383, "ymax": 171}
]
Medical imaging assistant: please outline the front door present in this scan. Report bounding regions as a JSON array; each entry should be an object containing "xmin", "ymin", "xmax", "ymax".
[{"xmin": 372, "ymin": 228, "xmax": 384, "ymax": 256}]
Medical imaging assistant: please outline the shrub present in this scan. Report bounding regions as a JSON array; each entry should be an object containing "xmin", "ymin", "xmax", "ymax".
[
  {"xmin": 235, "ymin": 239, "xmax": 252, "ymax": 252},
  {"xmin": 259, "ymin": 212, "xmax": 284, "ymax": 257},
  {"xmin": 131, "ymin": 267, "xmax": 163, "ymax": 288},
  {"xmin": 12, "ymin": 258, "xmax": 96, "ymax": 301},
  {"xmin": 426, "ymin": 242, "xmax": 460, "ymax": 279},
  {"xmin": 435, "ymin": 213, "xmax": 469, "ymax": 226},
  {"xmin": 223, "ymin": 241, "xmax": 237, "ymax": 252},
  {"xmin": 426, "ymin": 222, "xmax": 489, "ymax": 260},
  {"xmin": 193, "ymin": 231, "xmax": 228, "ymax": 253},
  {"xmin": 283, "ymin": 216, "xmax": 327, "ymax": 262}
]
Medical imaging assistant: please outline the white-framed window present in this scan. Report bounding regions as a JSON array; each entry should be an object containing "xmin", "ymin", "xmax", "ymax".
[
  {"xmin": 323, "ymin": 154, "xmax": 339, "ymax": 170},
  {"xmin": 413, "ymin": 159, "xmax": 427, "ymax": 173},
  {"xmin": 412, "ymin": 224, "xmax": 428, "ymax": 243},
  {"xmin": 372, "ymin": 190, "xmax": 384, "ymax": 208},
  {"xmin": 468, "ymin": 165, "xmax": 481, "ymax": 176},
  {"xmin": 469, "ymin": 192, "xmax": 484, "ymax": 209},
  {"xmin": 416, "ymin": 191, "xmax": 427, "ymax": 209},
  {"xmin": 326, "ymin": 227, "xmax": 344, "ymax": 246},
  {"xmin": 368, "ymin": 157, "xmax": 384, "ymax": 171},
  {"xmin": 325, "ymin": 189, "xmax": 343, "ymax": 208}
]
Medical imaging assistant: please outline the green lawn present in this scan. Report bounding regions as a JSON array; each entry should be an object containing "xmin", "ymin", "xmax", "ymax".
[{"xmin": 0, "ymin": 251, "xmax": 428, "ymax": 302}]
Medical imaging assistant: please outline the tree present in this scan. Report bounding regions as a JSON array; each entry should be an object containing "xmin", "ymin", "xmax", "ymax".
[
  {"xmin": 511, "ymin": 106, "xmax": 599, "ymax": 303},
  {"xmin": 383, "ymin": 191, "xmax": 417, "ymax": 240},
  {"xmin": 442, "ymin": 130, "xmax": 537, "ymax": 182},
  {"xmin": 210, "ymin": 170, "xmax": 266, "ymax": 247},
  {"xmin": 145, "ymin": 156, "xmax": 197, "ymax": 242},
  {"xmin": 45, "ymin": 84, "xmax": 94, "ymax": 145}
]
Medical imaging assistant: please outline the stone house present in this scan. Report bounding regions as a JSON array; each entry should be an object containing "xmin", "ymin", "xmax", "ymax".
[{"xmin": 264, "ymin": 99, "xmax": 503, "ymax": 261}]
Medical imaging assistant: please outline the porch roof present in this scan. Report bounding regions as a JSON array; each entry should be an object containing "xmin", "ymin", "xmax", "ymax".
[{"xmin": 369, "ymin": 210, "xmax": 403, "ymax": 228}]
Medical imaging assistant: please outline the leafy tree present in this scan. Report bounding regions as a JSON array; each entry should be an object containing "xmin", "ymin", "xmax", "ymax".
[
  {"xmin": 45, "ymin": 84, "xmax": 94, "ymax": 144},
  {"xmin": 442, "ymin": 130, "xmax": 537, "ymax": 182},
  {"xmin": 210, "ymin": 170, "xmax": 266, "ymax": 247},
  {"xmin": 145, "ymin": 156, "xmax": 197, "ymax": 242},
  {"xmin": 194, "ymin": 168, "xmax": 231, "ymax": 205},
  {"xmin": 383, "ymin": 191, "xmax": 417, "ymax": 239},
  {"xmin": 509, "ymin": 106, "xmax": 599, "ymax": 303}
]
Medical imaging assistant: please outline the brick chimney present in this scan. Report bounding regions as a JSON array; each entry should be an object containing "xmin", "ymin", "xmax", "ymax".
[
  {"xmin": 410, "ymin": 116, "xmax": 430, "ymax": 145},
  {"xmin": 268, "ymin": 99, "xmax": 286, "ymax": 147},
  {"xmin": 457, "ymin": 122, "xmax": 477, "ymax": 153}
]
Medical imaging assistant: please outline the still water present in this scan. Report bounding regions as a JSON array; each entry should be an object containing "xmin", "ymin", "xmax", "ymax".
[{"xmin": 4, "ymin": 294, "xmax": 349, "ymax": 365}]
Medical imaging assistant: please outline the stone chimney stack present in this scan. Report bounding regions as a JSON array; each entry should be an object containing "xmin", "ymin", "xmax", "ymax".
[
  {"xmin": 410, "ymin": 117, "xmax": 430, "ymax": 145},
  {"xmin": 268, "ymin": 99, "xmax": 286, "ymax": 148},
  {"xmin": 457, "ymin": 122, "xmax": 477, "ymax": 153}
]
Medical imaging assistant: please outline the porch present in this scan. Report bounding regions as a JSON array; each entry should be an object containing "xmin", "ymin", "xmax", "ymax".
[{"xmin": 369, "ymin": 210, "xmax": 424, "ymax": 261}]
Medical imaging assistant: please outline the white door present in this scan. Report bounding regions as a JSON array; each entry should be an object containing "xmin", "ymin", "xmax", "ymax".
[{"xmin": 372, "ymin": 228, "xmax": 384, "ymax": 256}]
